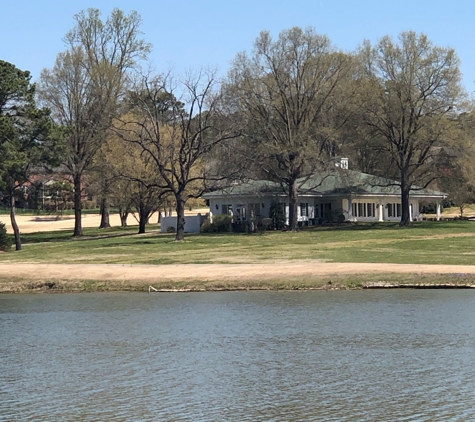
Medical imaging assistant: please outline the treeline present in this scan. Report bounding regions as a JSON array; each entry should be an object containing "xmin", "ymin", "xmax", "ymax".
[{"xmin": 1, "ymin": 8, "xmax": 474, "ymax": 250}]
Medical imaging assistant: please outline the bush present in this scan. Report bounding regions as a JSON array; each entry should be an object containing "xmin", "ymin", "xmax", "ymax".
[
  {"xmin": 260, "ymin": 217, "xmax": 273, "ymax": 230},
  {"xmin": 232, "ymin": 221, "xmax": 249, "ymax": 233},
  {"xmin": 0, "ymin": 222, "xmax": 12, "ymax": 252},
  {"xmin": 213, "ymin": 214, "xmax": 233, "ymax": 232},
  {"xmin": 82, "ymin": 200, "xmax": 97, "ymax": 210},
  {"xmin": 200, "ymin": 218, "xmax": 217, "ymax": 233},
  {"xmin": 166, "ymin": 226, "xmax": 176, "ymax": 233},
  {"xmin": 200, "ymin": 214, "xmax": 233, "ymax": 233},
  {"xmin": 331, "ymin": 208, "xmax": 346, "ymax": 224},
  {"xmin": 269, "ymin": 200, "xmax": 286, "ymax": 229}
]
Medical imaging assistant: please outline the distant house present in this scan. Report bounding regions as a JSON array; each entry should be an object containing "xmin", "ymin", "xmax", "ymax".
[{"xmin": 202, "ymin": 164, "xmax": 446, "ymax": 225}]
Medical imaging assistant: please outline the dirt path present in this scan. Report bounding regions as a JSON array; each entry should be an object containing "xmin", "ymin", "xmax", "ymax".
[{"xmin": 1, "ymin": 262, "xmax": 475, "ymax": 283}]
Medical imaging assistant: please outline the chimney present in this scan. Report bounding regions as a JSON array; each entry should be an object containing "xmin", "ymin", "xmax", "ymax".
[{"xmin": 335, "ymin": 157, "xmax": 349, "ymax": 170}]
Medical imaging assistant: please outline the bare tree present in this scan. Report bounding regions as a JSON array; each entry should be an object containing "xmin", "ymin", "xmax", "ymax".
[
  {"xmin": 38, "ymin": 8, "xmax": 150, "ymax": 236},
  {"xmin": 98, "ymin": 133, "xmax": 168, "ymax": 233},
  {"xmin": 227, "ymin": 27, "xmax": 354, "ymax": 231},
  {"xmin": 114, "ymin": 70, "xmax": 239, "ymax": 240},
  {"xmin": 357, "ymin": 32, "xmax": 463, "ymax": 226}
]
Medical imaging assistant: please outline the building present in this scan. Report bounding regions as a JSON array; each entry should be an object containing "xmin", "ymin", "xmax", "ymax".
[{"xmin": 202, "ymin": 166, "xmax": 446, "ymax": 225}]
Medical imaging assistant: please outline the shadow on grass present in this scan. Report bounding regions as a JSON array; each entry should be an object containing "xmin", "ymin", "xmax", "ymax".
[
  {"xmin": 20, "ymin": 227, "xmax": 151, "ymax": 244},
  {"xmin": 18, "ymin": 220, "xmax": 475, "ymax": 246},
  {"xmin": 301, "ymin": 220, "xmax": 473, "ymax": 232}
]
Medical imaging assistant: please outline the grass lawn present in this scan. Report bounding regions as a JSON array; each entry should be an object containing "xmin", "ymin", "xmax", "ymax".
[{"xmin": 1, "ymin": 220, "xmax": 475, "ymax": 266}]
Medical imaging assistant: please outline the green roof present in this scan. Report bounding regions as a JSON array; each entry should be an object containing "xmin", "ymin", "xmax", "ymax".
[{"xmin": 203, "ymin": 169, "xmax": 446, "ymax": 199}]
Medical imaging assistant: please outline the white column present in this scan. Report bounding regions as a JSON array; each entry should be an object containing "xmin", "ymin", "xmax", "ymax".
[
  {"xmin": 348, "ymin": 198, "xmax": 353, "ymax": 221},
  {"xmin": 436, "ymin": 201, "xmax": 441, "ymax": 221},
  {"xmin": 409, "ymin": 204, "xmax": 413, "ymax": 222},
  {"xmin": 379, "ymin": 203, "xmax": 384, "ymax": 222}
]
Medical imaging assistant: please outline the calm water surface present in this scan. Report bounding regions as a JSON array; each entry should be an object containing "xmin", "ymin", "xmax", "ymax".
[{"xmin": 1, "ymin": 290, "xmax": 475, "ymax": 421}]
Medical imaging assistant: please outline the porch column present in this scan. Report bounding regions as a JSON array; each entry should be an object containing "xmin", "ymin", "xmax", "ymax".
[
  {"xmin": 436, "ymin": 201, "xmax": 441, "ymax": 221},
  {"xmin": 209, "ymin": 210, "xmax": 213, "ymax": 224},
  {"xmin": 409, "ymin": 204, "xmax": 413, "ymax": 222},
  {"xmin": 347, "ymin": 198, "xmax": 353, "ymax": 221},
  {"xmin": 378, "ymin": 203, "xmax": 384, "ymax": 222}
]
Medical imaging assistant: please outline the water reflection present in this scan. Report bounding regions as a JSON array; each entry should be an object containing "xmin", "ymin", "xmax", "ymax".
[{"xmin": 1, "ymin": 290, "xmax": 475, "ymax": 421}]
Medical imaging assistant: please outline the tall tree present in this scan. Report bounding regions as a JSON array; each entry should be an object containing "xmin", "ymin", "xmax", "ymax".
[
  {"xmin": 97, "ymin": 133, "xmax": 169, "ymax": 233},
  {"xmin": 114, "ymin": 71, "xmax": 239, "ymax": 241},
  {"xmin": 438, "ymin": 112, "xmax": 475, "ymax": 217},
  {"xmin": 38, "ymin": 8, "xmax": 150, "ymax": 236},
  {"xmin": 0, "ymin": 60, "xmax": 56, "ymax": 250},
  {"xmin": 357, "ymin": 32, "xmax": 463, "ymax": 226},
  {"xmin": 227, "ymin": 27, "xmax": 354, "ymax": 231}
]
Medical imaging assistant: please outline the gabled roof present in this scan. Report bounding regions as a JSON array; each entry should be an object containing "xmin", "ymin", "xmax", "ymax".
[{"xmin": 203, "ymin": 169, "xmax": 446, "ymax": 199}]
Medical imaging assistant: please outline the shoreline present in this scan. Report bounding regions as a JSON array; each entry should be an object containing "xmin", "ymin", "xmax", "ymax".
[{"xmin": 2, "ymin": 262, "xmax": 475, "ymax": 293}]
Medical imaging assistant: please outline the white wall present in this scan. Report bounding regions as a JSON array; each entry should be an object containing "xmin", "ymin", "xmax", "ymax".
[{"xmin": 160, "ymin": 214, "xmax": 205, "ymax": 233}]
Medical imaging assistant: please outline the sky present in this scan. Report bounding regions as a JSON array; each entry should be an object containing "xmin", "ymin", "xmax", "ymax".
[{"xmin": 2, "ymin": 0, "xmax": 475, "ymax": 93}]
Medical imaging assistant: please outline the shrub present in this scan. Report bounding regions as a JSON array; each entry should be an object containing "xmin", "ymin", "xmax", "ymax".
[
  {"xmin": 200, "ymin": 218, "xmax": 217, "ymax": 233},
  {"xmin": 200, "ymin": 214, "xmax": 233, "ymax": 233},
  {"xmin": 331, "ymin": 208, "xmax": 346, "ymax": 224},
  {"xmin": 166, "ymin": 226, "xmax": 176, "ymax": 233},
  {"xmin": 269, "ymin": 200, "xmax": 286, "ymax": 229},
  {"xmin": 82, "ymin": 200, "xmax": 97, "ymax": 210},
  {"xmin": 0, "ymin": 222, "xmax": 12, "ymax": 252},
  {"xmin": 260, "ymin": 217, "xmax": 273, "ymax": 230},
  {"xmin": 213, "ymin": 214, "xmax": 233, "ymax": 232},
  {"xmin": 232, "ymin": 221, "xmax": 249, "ymax": 233}
]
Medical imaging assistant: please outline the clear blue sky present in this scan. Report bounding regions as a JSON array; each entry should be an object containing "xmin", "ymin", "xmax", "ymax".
[{"xmin": 2, "ymin": 0, "xmax": 475, "ymax": 93}]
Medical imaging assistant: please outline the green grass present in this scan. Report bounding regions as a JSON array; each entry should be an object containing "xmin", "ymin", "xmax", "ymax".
[{"xmin": 1, "ymin": 220, "xmax": 475, "ymax": 266}]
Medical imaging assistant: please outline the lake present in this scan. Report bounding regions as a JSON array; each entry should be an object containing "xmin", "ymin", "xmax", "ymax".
[{"xmin": 1, "ymin": 290, "xmax": 475, "ymax": 421}]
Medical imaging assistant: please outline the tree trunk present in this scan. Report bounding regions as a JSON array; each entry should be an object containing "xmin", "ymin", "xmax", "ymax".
[
  {"xmin": 175, "ymin": 193, "xmax": 186, "ymax": 241},
  {"xmin": 73, "ymin": 173, "xmax": 83, "ymax": 236},
  {"xmin": 10, "ymin": 194, "xmax": 21, "ymax": 251},
  {"xmin": 400, "ymin": 178, "xmax": 411, "ymax": 227},
  {"xmin": 138, "ymin": 204, "xmax": 147, "ymax": 234},
  {"xmin": 99, "ymin": 196, "xmax": 111, "ymax": 228},
  {"xmin": 119, "ymin": 206, "xmax": 128, "ymax": 227},
  {"xmin": 288, "ymin": 178, "xmax": 299, "ymax": 231}
]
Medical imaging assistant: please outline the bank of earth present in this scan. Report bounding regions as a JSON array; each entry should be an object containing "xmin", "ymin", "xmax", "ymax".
[{"xmin": 1, "ymin": 262, "xmax": 475, "ymax": 293}]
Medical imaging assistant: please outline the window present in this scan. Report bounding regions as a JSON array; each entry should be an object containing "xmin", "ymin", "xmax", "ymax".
[
  {"xmin": 387, "ymin": 203, "xmax": 401, "ymax": 217},
  {"xmin": 235, "ymin": 207, "xmax": 246, "ymax": 221},
  {"xmin": 367, "ymin": 203, "xmax": 375, "ymax": 217},
  {"xmin": 358, "ymin": 203, "xmax": 365, "ymax": 217},
  {"xmin": 249, "ymin": 203, "xmax": 261, "ymax": 218},
  {"xmin": 222, "ymin": 204, "xmax": 232, "ymax": 215},
  {"xmin": 315, "ymin": 204, "xmax": 320, "ymax": 219},
  {"xmin": 352, "ymin": 202, "xmax": 376, "ymax": 218},
  {"xmin": 300, "ymin": 203, "xmax": 309, "ymax": 217}
]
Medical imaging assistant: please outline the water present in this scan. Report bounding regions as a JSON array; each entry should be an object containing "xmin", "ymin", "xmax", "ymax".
[{"xmin": 1, "ymin": 290, "xmax": 475, "ymax": 421}]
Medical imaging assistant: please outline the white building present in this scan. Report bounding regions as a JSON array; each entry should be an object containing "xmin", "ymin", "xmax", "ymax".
[{"xmin": 202, "ymin": 168, "xmax": 446, "ymax": 226}]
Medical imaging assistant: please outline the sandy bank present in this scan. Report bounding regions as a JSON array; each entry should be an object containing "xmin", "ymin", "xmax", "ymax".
[{"xmin": 1, "ymin": 262, "xmax": 475, "ymax": 293}]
